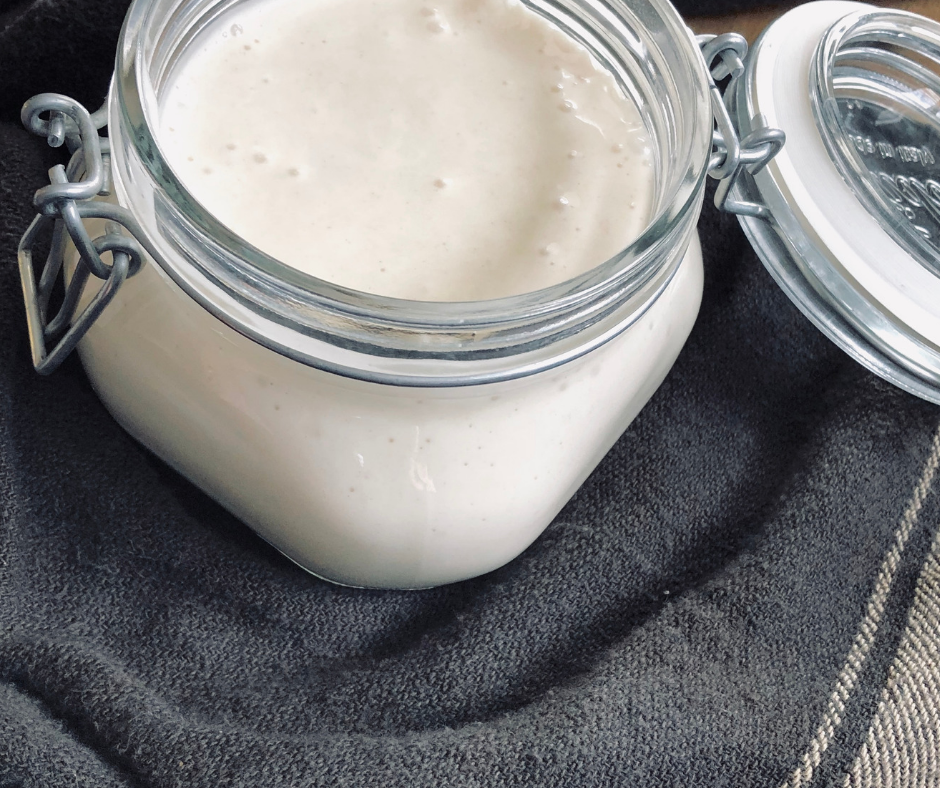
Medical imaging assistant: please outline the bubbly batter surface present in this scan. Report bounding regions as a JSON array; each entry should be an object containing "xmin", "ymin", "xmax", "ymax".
[{"xmin": 160, "ymin": 0, "xmax": 654, "ymax": 301}]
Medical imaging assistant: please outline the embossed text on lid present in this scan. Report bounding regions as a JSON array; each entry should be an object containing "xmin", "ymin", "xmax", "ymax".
[{"xmin": 811, "ymin": 9, "xmax": 940, "ymax": 279}]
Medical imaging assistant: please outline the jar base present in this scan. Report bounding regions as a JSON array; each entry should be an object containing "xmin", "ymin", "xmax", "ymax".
[{"xmin": 264, "ymin": 536, "xmax": 440, "ymax": 591}]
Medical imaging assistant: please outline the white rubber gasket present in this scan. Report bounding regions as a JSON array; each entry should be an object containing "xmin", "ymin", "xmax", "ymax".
[{"xmin": 749, "ymin": 0, "xmax": 940, "ymax": 350}]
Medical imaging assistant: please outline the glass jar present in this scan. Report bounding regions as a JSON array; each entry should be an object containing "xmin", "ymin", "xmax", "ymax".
[{"xmin": 18, "ymin": 0, "xmax": 726, "ymax": 588}]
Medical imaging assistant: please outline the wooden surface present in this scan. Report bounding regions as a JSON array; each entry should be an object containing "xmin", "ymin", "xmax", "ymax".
[{"xmin": 688, "ymin": 0, "xmax": 940, "ymax": 41}]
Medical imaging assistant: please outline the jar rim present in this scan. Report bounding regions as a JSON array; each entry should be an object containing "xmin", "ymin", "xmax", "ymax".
[{"xmin": 110, "ymin": 0, "xmax": 712, "ymax": 383}]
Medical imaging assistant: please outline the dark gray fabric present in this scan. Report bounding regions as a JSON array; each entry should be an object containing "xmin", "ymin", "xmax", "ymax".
[{"xmin": 3, "ymin": 0, "xmax": 940, "ymax": 786}]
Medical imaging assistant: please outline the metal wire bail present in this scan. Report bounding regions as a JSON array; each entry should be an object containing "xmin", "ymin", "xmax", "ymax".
[
  {"xmin": 18, "ymin": 94, "xmax": 145, "ymax": 375},
  {"xmin": 18, "ymin": 44, "xmax": 783, "ymax": 375},
  {"xmin": 698, "ymin": 34, "xmax": 786, "ymax": 218}
]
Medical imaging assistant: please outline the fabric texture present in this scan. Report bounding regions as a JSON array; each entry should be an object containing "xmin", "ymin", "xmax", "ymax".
[{"xmin": 3, "ymin": 0, "xmax": 940, "ymax": 786}]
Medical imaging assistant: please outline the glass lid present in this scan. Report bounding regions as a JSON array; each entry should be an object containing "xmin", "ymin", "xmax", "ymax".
[
  {"xmin": 730, "ymin": 0, "xmax": 940, "ymax": 403},
  {"xmin": 812, "ymin": 7, "xmax": 940, "ymax": 279}
]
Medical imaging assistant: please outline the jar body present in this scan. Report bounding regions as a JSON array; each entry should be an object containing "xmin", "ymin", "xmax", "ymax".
[
  {"xmin": 47, "ymin": 0, "xmax": 713, "ymax": 587},
  {"xmin": 71, "ymin": 223, "xmax": 702, "ymax": 588}
]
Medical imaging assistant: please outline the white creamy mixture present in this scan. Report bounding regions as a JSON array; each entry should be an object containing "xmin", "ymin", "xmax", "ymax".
[
  {"xmin": 69, "ymin": 0, "xmax": 701, "ymax": 588},
  {"xmin": 159, "ymin": 0, "xmax": 654, "ymax": 300},
  {"xmin": 81, "ymin": 234, "xmax": 702, "ymax": 587}
]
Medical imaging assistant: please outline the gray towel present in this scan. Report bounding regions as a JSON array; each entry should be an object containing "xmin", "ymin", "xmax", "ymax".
[{"xmin": 2, "ymin": 0, "xmax": 940, "ymax": 785}]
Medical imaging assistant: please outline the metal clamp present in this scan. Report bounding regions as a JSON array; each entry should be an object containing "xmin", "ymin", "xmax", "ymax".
[
  {"xmin": 699, "ymin": 34, "xmax": 785, "ymax": 218},
  {"xmin": 18, "ymin": 50, "xmax": 780, "ymax": 375},
  {"xmin": 18, "ymin": 94, "xmax": 145, "ymax": 375}
]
